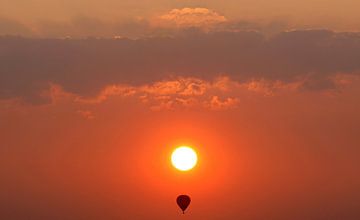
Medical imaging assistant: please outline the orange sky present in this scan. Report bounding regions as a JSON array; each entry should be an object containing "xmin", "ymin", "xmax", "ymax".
[
  {"xmin": 1, "ymin": 75, "xmax": 360, "ymax": 219},
  {"xmin": 1, "ymin": 1, "xmax": 360, "ymax": 219}
]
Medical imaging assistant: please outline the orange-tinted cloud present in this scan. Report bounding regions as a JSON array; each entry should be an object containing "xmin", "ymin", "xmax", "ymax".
[
  {"xmin": 12, "ymin": 75, "xmax": 350, "ymax": 113},
  {"xmin": 159, "ymin": 8, "xmax": 227, "ymax": 29},
  {"xmin": 207, "ymin": 96, "xmax": 239, "ymax": 110},
  {"xmin": 77, "ymin": 110, "xmax": 95, "ymax": 120},
  {"xmin": 68, "ymin": 77, "xmax": 239, "ymax": 110}
]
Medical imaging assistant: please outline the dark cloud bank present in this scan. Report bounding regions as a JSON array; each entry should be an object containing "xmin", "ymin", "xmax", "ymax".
[{"xmin": 0, "ymin": 29, "xmax": 360, "ymax": 103}]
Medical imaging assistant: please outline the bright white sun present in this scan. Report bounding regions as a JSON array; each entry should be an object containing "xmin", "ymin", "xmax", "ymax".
[{"xmin": 171, "ymin": 146, "xmax": 198, "ymax": 171}]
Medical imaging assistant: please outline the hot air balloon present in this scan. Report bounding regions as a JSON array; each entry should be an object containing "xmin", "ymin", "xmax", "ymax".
[{"xmin": 176, "ymin": 195, "xmax": 191, "ymax": 214}]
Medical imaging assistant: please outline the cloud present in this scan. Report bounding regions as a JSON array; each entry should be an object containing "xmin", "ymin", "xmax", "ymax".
[
  {"xmin": 0, "ymin": 17, "xmax": 34, "ymax": 36},
  {"xmin": 77, "ymin": 110, "xmax": 95, "ymax": 120},
  {"xmin": 73, "ymin": 77, "xmax": 239, "ymax": 110},
  {"xmin": 0, "ymin": 14, "xmax": 297, "ymax": 38},
  {"xmin": 159, "ymin": 8, "xmax": 227, "ymax": 29},
  {"xmin": 20, "ymin": 74, "xmax": 356, "ymax": 112},
  {"xmin": 243, "ymin": 79, "xmax": 302, "ymax": 96},
  {"xmin": 35, "ymin": 16, "xmax": 155, "ymax": 38},
  {"xmin": 207, "ymin": 96, "xmax": 239, "ymax": 110},
  {"xmin": 0, "ymin": 30, "xmax": 360, "ymax": 104}
]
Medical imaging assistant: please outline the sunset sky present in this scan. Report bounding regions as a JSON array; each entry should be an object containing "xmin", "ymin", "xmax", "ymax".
[{"xmin": 1, "ymin": 0, "xmax": 360, "ymax": 219}]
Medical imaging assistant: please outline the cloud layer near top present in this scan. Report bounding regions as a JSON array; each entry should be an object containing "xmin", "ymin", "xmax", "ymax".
[
  {"xmin": 0, "ymin": 7, "xmax": 283, "ymax": 38},
  {"xmin": 0, "ymin": 29, "xmax": 360, "ymax": 104}
]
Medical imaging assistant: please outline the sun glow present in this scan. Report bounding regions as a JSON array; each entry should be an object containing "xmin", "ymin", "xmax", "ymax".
[{"xmin": 171, "ymin": 146, "xmax": 198, "ymax": 171}]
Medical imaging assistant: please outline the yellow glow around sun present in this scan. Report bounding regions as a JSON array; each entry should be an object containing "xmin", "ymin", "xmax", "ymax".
[{"xmin": 171, "ymin": 146, "xmax": 198, "ymax": 171}]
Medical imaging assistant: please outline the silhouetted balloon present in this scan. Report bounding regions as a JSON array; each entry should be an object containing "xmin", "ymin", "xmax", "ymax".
[{"xmin": 176, "ymin": 195, "xmax": 191, "ymax": 214}]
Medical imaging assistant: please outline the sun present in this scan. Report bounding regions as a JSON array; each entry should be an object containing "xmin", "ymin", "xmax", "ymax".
[{"xmin": 171, "ymin": 146, "xmax": 198, "ymax": 171}]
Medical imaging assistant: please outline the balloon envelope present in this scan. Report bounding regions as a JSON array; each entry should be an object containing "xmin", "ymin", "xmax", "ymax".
[{"xmin": 176, "ymin": 195, "xmax": 191, "ymax": 214}]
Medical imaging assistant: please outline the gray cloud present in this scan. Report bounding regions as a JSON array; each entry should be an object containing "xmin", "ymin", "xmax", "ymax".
[
  {"xmin": 0, "ymin": 17, "xmax": 33, "ymax": 36},
  {"xmin": 0, "ymin": 29, "xmax": 360, "ymax": 103},
  {"xmin": 35, "ymin": 16, "xmax": 158, "ymax": 39}
]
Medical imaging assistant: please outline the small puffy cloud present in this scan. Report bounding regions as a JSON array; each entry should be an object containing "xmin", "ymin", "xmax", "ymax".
[
  {"xmin": 207, "ymin": 96, "xmax": 239, "ymax": 110},
  {"xmin": 142, "ymin": 77, "xmax": 208, "ymax": 96},
  {"xmin": 159, "ymin": 8, "xmax": 227, "ymax": 28},
  {"xmin": 77, "ymin": 110, "xmax": 95, "ymax": 120}
]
